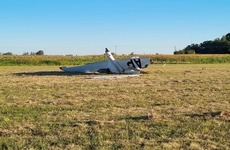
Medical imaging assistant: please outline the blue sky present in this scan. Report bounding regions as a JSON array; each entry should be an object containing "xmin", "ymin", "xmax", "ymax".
[{"xmin": 0, "ymin": 0, "xmax": 230, "ymax": 55}]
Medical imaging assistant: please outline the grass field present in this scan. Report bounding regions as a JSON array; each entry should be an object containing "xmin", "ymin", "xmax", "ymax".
[
  {"xmin": 0, "ymin": 54, "xmax": 230, "ymax": 66},
  {"xmin": 0, "ymin": 64, "xmax": 230, "ymax": 149}
]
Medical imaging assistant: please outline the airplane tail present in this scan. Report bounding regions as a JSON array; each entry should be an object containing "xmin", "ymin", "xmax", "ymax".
[{"xmin": 105, "ymin": 48, "xmax": 124, "ymax": 73}]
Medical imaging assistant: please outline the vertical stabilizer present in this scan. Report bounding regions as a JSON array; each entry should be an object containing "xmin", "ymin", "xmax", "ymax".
[{"xmin": 105, "ymin": 48, "xmax": 124, "ymax": 73}]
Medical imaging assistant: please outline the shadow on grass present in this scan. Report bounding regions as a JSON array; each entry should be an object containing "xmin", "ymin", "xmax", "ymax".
[
  {"xmin": 73, "ymin": 115, "xmax": 153, "ymax": 126},
  {"xmin": 13, "ymin": 71, "xmax": 90, "ymax": 76},
  {"xmin": 14, "ymin": 72, "xmax": 141, "ymax": 80},
  {"xmin": 185, "ymin": 111, "xmax": 222, "ymax": 120},
  {"xmin": 123, "ymin": 115, "xmax": 153, "ymax": 121}
]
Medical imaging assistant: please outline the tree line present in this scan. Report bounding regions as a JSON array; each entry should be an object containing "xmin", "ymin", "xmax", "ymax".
[
  {"xmin": 174, "ymin": 33, "xmax": 230, "ymax": 54},
  {"xmin": 0, "ymin": 50, "xmax": 44, "ymax": 55}
]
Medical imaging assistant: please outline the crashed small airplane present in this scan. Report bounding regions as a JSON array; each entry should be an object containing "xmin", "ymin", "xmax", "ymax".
[{"xmin": 60, "ymin": 48, "xmax": 151, "ymax": 74}]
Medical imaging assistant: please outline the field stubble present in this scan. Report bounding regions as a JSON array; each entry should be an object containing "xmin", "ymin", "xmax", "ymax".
[{"xmin": 0, "ymin": 64, "xmax": 230, "ymax": 149}]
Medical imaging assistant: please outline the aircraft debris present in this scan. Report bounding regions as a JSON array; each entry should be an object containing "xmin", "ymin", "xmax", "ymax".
[{"xmin": 60, "ymin": 48, "xmax": 151, "ymax": 74}]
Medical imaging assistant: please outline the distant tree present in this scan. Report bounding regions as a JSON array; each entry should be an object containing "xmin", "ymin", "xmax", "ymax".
[
  {"xmin": 214, "ymin": 38, "xmax": 220, "ymax": 41},
  {"xmin": 23, "ymin": 52, "xmax": 29, "ymax": 55},
  {"xmin": 174, "ymin": 33, "xmax": 230, "ymax": 54},
  {"xmin": 174, "ymin": 50, "xmax": 185, "ymax": 54},
  {"xmin": 66, "ymin": 54, "xmax": 73, "ymax": 56},
  {"xmin": 185, "ymin": 50, "xmax": 196, "ymax": 54},
  {"xmin": 226, "ymin": 33, "xmax": 230, "ymax": 41},
  {"xmin": 221, "ymin": 35, "xmax": 227, "ymax": 41},
  {"xmin": 3, "ymin": 52, "xmax": 13, "ymax": 55},
  {"xmin": 30, "ymin": 52, "xmax": 36, "ymax": 55},
  {"xmin": 36, "ymin": 50, "xmax": 44, "ymax": 55}
]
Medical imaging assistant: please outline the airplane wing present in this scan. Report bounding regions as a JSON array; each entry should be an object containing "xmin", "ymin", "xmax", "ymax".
[{"xmin": 60, "ymin": 61, "xmax": 109, "ymax": 73}]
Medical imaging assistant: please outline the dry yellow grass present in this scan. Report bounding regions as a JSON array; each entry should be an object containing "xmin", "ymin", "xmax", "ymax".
[{"xmin": 0, "ymin": 64, "xmax": 229, "ymax": 149}]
